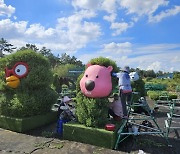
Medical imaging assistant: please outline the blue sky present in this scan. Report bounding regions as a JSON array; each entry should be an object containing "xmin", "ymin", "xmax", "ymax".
[{"xmin": 0, "ymin": 0, "xmax": 180, "ymax": 72}]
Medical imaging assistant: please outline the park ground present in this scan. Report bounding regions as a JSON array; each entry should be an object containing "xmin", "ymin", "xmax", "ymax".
[{"xmin": 0, "ymin": 97, "xmax": 180, "ymax": 154}]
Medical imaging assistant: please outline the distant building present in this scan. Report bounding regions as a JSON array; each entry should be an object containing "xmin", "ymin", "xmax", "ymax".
[{"xmin": 157, "ymin": 73, "xmax": 174, "ymax": 79}]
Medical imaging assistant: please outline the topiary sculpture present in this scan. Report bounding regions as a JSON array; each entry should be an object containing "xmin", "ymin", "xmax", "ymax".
[
  {"xmin": 130, "ymin": 72, "xmax": 146, "ymax": 103},
  {"xmin": 76, "ymin": 57, "xmax": 118, "ymax": 127},
  {"xmin": 0, "ymin": 49, "xmax": 58, "ymax": 117}
]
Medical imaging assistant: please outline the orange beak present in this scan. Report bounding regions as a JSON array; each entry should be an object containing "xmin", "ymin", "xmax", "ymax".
[{"xmin": 6, "ymin": 75, "xmax": 20, "ymax": 88}]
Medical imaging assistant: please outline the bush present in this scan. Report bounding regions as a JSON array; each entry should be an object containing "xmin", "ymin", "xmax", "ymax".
[
  {"xmin": 76, "ymin": 92, "xmax": 109, "ymax": 127},
  {"xmin": 147, "ymin": 91, "xmax": 160, "ymax": 100},
  {"xmin": 75, "ymin": 57, "xmax": 118, "ymax": 127},
  {"xmin": 147, "ymin": 91, "xmax": 177, "ymax": 101},
  {"xmin": 168, "ymin": 93, "xmax": 177, "ymax": 100},
  {"xmin": 0, "ymin": 50, "xmax": 58, "ymax": 117},
  {"xmin": 131, "ymin": 78, "xmax": 146, "ymax": 102},
  {"xmin": 145, "ymin": 83, "xmax": 166, "ymax": 91}
]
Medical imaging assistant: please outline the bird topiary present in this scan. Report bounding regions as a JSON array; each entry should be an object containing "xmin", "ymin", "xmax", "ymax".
[
  {"xmin": 0, "ymin": 49, "xmax": 58, "ymax": 117},
  {"xmin": 75, "ymin": 57, "xmax": 118, "ymax": 128}
]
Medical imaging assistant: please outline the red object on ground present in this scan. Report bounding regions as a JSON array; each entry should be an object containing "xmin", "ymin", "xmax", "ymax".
[{"xmin": 105, "ymin": 124, "xmax": 115, "ymax": 131}]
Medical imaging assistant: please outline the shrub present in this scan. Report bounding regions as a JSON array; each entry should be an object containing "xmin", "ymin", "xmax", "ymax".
[
  {"xmin": 131, "ymin": 78, "xmax": 146, "ymax": 102},
  {"xmin": 168, "ymin": 93, "xmax": 177, "ymax": 100},
  {"xmin": 145, "ymin": 83, "xmax": 166, "ymax": 91},
  {"xmin": 0, "ymin": 50, "xmax": 58, "ymax": 117},
  {"xmin": 147, "ymin": 91, "xmax": 177, "ymax": 101},
  {"xmin": 147, "ymin": 91, "xmax": 160, "ymax": 100}
]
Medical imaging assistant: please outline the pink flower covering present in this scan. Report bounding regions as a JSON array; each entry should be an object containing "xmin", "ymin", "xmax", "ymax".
[{"xmin": 80, "ymin": 65, "xmax": 113, "ymax": 98}]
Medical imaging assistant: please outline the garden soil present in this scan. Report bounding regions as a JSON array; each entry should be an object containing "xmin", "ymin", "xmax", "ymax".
[{"xmin": 1, "ymin": 97, "xmax": 180, "ymax": 154}]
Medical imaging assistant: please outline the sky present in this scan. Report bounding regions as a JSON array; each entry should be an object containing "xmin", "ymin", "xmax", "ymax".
[{"xmin": 0, "ymin": 0, "xmax": 180, "ymax": 72}]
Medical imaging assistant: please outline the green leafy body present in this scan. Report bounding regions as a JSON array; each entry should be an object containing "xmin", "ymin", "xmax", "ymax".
[{"xmin": 0, "ymin": 50, "xmax": 58, "ymax": 117}]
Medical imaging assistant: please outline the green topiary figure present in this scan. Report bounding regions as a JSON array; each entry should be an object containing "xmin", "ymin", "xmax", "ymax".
[
  {"xmin": 76, "ymin": 57, "xmax": 118, "ymax": 127},
  {"xmin": 130, "ymin": 72, "xmax": 146, "ymax": 103},
  {"xmin": 0, "ymin": 50, "xmax": 58, "ymax": 117}
]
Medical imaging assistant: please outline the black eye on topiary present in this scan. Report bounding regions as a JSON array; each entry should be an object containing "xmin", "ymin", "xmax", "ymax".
[
  {"xmin": 96, "ymin": 75, "xmax": 99, "ymax": 78},
  {"xmin": 86, "ymin": 74, "xmax": 88, "ymax": 77}
]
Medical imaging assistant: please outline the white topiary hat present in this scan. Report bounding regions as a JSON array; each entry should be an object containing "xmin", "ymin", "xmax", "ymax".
[{"xmin": 121, "ymin": 66, "xmax": 130, "ymax": 73}]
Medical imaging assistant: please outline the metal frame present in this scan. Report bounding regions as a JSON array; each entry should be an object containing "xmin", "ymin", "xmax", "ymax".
[
  {"xmin": 114, "ymin": 93, "xmax": 168, "ymax": 150},
  {"xmin": 165, "ymin": 99, "xmax": 180, "ymax": 139}
]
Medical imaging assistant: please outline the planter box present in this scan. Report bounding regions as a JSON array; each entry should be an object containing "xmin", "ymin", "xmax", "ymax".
[
  {"xmin": 0, "ymin": 111, "xmax": 58, "ymax": 132},
  {"xmin": 63, "ymin": 122, "xmax": 121, "ymax": 149}
]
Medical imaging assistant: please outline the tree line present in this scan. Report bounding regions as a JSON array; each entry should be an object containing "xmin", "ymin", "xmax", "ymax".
[{"xmin": 0, "ymin": 38, "xmax": 179, "ymax": 79}]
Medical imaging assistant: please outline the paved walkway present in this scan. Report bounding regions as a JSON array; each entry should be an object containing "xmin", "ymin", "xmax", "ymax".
[{"xmin": 0, "ymin": 128, "xmax": 126, "ymax": 154}]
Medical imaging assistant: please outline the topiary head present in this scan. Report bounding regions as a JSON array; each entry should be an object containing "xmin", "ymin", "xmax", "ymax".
[
  {"xmin": 4, "ymin": 49, "xmax": 52, "ymax": 89},
  {"xmin": 79, "ymin": 57, "xmax": 118, "ymax": 98}
]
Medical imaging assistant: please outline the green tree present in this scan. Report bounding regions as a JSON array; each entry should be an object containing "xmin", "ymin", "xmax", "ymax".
[
  {"xmin": 19, "ymin": 44, "xmax": 39, "ymax": 52},
  {"xmin": 59, "ymin": 53, "xmax": 84, "ymax": 67},
  {"xmin": 0, "ymin": 38, "xmax": 16, "ymax": 57},
  {"xmin": 39, "ymin": 47, "xmax": 59, "ymax": 68},
  {"xmin": 144, "ymin": 70, "xmax": 156, "ymax": 78}
]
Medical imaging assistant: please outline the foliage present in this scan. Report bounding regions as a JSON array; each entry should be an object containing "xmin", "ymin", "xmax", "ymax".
[
  {"xmin": 0, "ymin": 38, "xmax": 16, "ymax": 57},
  {"xmin": 145, "ymin": 83, "xmax": 167, "ymax": 91},
  {"xmin": 59, "ymin": 53, "xmax": 84, "ymax": 67},
  {"xmin": 144, "ymin": 76, "xmax": 179, "ymax": 92},
  {"xmin": 64, "ymin": 122, "xmax": 116, "ymax": 149},
  {"xmin": 89, "ymin": 57, "xmax": 119, "ymax": 72},
  {"xmin": 131, "ymin": 78, "xmax": 146, "ymax": 102},
  {"xmin": 76, "ymin": 92, "xmax": 109, "ymax": 127},
  {"xmin": 19, "ymin": 44, "xmax": 39, "ymax": 52},
  {"xmin": 53, "ymin": 64, "xmax": 75, "ymax": 77},
  {"xmin": 76, "ymin": 57, "xmax": 118, "ymax": 127},
  {"xmin": 173, "ymin": 72, "xmax": 180, "ymax": 82},
  {"xmin": 0, "ymin": 49, "xmax": 58, "ymax": 117},
  {"xmin": 147, "ymin": 91, "xmax": 177, "ymax": 100},
  {"xmin": 52, "ymin": 64, "xmax": 78, "ymax": 94}
]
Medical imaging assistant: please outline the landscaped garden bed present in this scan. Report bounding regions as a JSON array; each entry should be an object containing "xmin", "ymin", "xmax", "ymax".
[
  {"xmin": 0, "ymin": 111, "xmax": 58, "ymax": 132},
  {"xmin": 63, "ymin": 122, "xmax": 121, "ymax": 149}
]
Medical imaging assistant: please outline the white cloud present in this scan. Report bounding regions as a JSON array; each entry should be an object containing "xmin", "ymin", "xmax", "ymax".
[
  {"xmin": 128, "ymin": 48, "xmax": 180, "ymax": 72},
  {"xmin": 103, "ymin": 13, "xmax": 116, "ymax": 22},
  {"xmin": 119, "ymin": 0, "xmax": 169, "ymax": 16},
  {"xmin": 75, "ymin": 42, "xmax": 180, "ymax": 72},
  {"xmin": 110, "ymin": 21, "xmax": 133, "ymax": 36},
  {"xmin": 0, "ymin": 0, "xmax": 15, "ymax": 17},
  {"xmin": 149, "ymin": 5, "xmax": 180, "ymax": 23},
  {"xmin": 101, "ymin": 0, "xmax": 117, "ymax": 13},
  {"xmin": 147, "ymin": 61, "xmax": 161, "ymax": 72},
  {"xmin": 71, "ymin": 0, "xmax": 102, "ymax": 10},
  {"xmin": 0, "ymin": 19, "xmax": 27, "ymax": 38},
  {"xmin": 25, "ymin": 24, "xmax": 56, "ymax": 39},
  {"xmin": 101, "ymin": 42, "xmax": 132, "ymax": 54},
  {"xmin": 172, "ymin": 56, "xmax": 180, "ymax": 63},
  {"xmin": 136, "ymin": 43, "xmax": 180, "ymax": 53},
  {"xmin": 0, "ymin": 10, "xmax": 101, "ymax": 53}
]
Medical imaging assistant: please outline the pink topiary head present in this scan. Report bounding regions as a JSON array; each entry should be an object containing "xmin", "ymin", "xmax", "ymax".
[{"xmin": 80, "ymin": 64, "xmax": 113, "ymax": 98}]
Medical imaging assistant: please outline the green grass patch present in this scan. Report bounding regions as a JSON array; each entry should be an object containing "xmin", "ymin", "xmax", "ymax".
[
  {"xmin": 63, "ymin": 122, "xmax": 122, "ymax": 149},
  {"xmin": 0, "ymin": 111, "xmax": 58, "ymax": 132}
]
